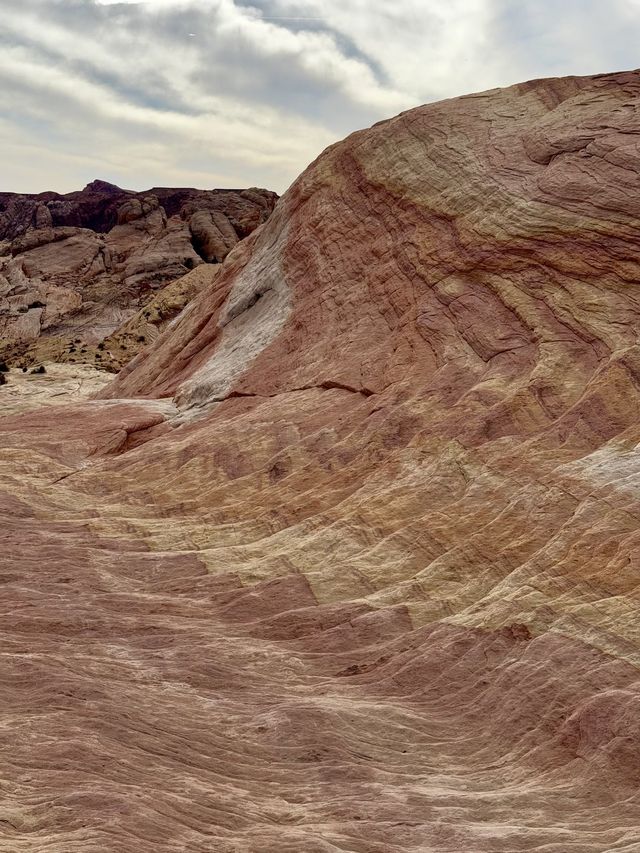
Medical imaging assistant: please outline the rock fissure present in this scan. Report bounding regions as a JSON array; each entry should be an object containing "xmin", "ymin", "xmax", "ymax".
[{"xmin": 223, "ymin": 380, "xmax": 376, "ymax": 402}]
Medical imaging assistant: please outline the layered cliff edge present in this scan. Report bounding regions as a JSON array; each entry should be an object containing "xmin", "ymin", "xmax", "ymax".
[
  {"xmin": 0, "ymin": 180, "xmax": 277, "ymax": 370},
  {"xmin": 3, "ymin": 70, "xmax": 640, "ymax": 851}
]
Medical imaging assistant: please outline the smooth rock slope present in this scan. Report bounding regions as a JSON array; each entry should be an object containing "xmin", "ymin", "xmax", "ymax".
[{"xmin": 3, "ymin": 70, "xmax": 640, "ymax": 851}]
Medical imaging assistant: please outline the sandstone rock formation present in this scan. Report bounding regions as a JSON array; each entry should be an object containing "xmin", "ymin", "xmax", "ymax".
[
  {"xmin": 98, "ymin": 263, "xmax": 222, "ymax": 371},
  {"xmin": 0, "ymin": 363, "xmax": 111, "ymax": 417},
  {"xmin": 3, "ymin": 70, "xmax": 640, "ymax": 851},
  {"xmin": 0, "ymin": 181, "xmax": 277, "ymax": 369}
]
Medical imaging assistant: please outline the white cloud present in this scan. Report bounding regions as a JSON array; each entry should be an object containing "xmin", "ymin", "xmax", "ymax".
[
  {"xmin": 0, "ymin": 0, "xmax": 638, "ymax": 195},
  {"xmin": 289, "ymin": 0, "xmax": 501, "ymax": 100}
]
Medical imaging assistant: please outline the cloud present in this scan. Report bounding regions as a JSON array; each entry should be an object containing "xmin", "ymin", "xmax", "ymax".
[{"xmin": 0, "ymin": 0, "xmax": 638, "ymax": 195}]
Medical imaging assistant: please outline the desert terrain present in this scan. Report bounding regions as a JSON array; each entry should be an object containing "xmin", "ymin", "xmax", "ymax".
[{"xmin": 2, "ymin": 70, "xmax": 640, "ymax": 851}]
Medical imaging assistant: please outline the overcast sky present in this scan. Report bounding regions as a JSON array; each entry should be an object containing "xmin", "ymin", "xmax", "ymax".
[{"xmin": 1, "ymin": 0, "xmax": 639, "ymax": 195}]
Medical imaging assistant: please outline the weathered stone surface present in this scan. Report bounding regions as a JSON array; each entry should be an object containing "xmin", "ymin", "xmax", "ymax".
[
  {"xmin": 3, "ymin": 70, "xmax": 640, "ymax": 851},
  {"xmin": 0, "ymin": 181, "xmax": 277, "ymax": 368},
  {"xmin": 0, "ymin": 362, "xmax": 111, "ymax": 416},
  {"xmin": 100, "ymin": 264, "xmax": 222, "ymax": 371}
]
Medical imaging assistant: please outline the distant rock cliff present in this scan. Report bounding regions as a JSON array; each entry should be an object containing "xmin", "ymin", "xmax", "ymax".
[{"xmin": 0, "ymin": 181, "xmax": 277, "ymax": 369}]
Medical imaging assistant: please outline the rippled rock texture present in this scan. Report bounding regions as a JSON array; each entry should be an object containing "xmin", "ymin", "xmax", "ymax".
[
  {"xmin": 3, "ymin": 71, "xmax": 640, "ymax": 851},
  {"xmin": 0, "ymin": 181, "xmax": 277, "ymax": 370}
]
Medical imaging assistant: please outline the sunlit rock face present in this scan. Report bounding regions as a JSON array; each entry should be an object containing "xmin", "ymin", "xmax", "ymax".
[
  {"xmin": 4, "ymin": 71, "xmax": 640, "ymax": 851},
  {"xmin": 0, "ymin": 181, "xmax": 277, "ymax": 370}
]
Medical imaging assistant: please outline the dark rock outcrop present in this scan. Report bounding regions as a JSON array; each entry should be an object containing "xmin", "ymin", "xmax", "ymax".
[{"xmin": 0, "ymin": 181, "xmax": 277, "ymax": 367}]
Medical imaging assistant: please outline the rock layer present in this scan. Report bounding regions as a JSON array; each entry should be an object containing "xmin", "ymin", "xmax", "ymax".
[
  {"xmin": 3, "ymin": 71, "xmax": 640, "ymax": 851},
  {"xmin": 0, "ymin": 181, "xmax": 277, "ymax": 369}
]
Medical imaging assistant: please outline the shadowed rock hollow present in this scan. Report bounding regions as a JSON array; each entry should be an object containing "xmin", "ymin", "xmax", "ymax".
[{"xmin": 3, "ymin": 70, "xmax": 640, "ymax": 851}]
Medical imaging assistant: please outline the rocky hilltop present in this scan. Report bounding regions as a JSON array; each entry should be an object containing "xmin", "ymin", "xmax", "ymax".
[
  {"xmin": 0, "ymin": 180, "xmax": 277, "ymax": 369},
  {"xmin": 3, "ymin": 70, "xmax": 640, "ymax": 851}
]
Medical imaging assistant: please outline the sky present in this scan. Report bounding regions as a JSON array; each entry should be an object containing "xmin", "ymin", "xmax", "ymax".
[{"xmin": 1, "ymin": 0, "xmax": 639, "ymax": 195}]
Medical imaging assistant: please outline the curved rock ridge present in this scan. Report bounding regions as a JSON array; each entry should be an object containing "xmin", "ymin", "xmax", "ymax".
[
  {"xmin": 0, "ymin": 181, "xmax": 277, "ymax": 370},
  {"xmin": 4, "ymin": 70, "xmax": 640, "ymax": 851}
]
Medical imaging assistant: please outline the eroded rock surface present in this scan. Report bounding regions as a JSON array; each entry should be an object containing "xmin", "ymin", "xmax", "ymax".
[
  {"xmin": 0, "ymin": 363, "xmax": 111, "ymax": 416},
  {"xmin": 3, "ymin": 71, "xmax": 640, "ymax": 851},
  {"xmin": 0, "ymin": 181, "xmax": 277, "ymax": 369}
]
